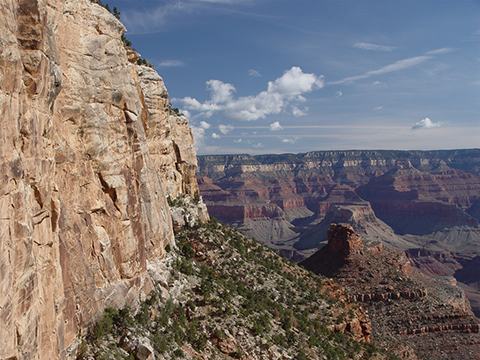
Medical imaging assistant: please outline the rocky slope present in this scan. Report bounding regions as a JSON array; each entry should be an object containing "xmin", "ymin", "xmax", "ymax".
[
  {"xmin": 301, "ymin": 224, "xmax": 480, "ymax": 360},
  {"xmin": 79, "ymin": 220, "xmax": 391, "ymax": 360},
  {"xmin": 0, "ymin": 1, "xmax": 205, "ymax": 359}
]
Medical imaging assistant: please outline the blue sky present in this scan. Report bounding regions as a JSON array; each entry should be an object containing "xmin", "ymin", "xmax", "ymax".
[{"xmin": 106, "ymin": 0, "xmax": 480, "ymax": 155}]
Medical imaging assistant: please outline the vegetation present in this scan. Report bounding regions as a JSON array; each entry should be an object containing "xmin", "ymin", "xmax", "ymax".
[
  {"xmin": 77, "ymin": 218, "xmax": 388, "ymax": 359},
  {"xmin": 168, "ymin": 102, "xmax": 184, "ymax": 116},
  {"xmin": 137, "ymin": 58, "xmax": 154, "ymax": 68}
]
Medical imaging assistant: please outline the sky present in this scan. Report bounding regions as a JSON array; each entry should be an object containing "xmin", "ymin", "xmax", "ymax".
[{"xmin": 106, "ymin": 0, "xmax": 480, "ymax": 155}]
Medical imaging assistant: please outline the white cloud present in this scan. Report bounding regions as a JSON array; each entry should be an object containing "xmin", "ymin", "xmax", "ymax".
[
  {"xmin": 328, "ymin": 55, "xmax": 432, "ymax": 85},
  {"xmin": 120, "ymin": 2, "xmax": 191, "ymax": 34},
  {"xmin": 353, "ymin": 43, "xmax": 396, "ymax": 52},
  {"xmin": 234, "ymin": 138, "xmax": 243, "ymax": 143},
  {"xmin": 269, "ymin": 121, "xmax": 283, "ymax": 131},
  {"xmin": 158, "ymin": 60, "xmax": 185, "ymax": 67},
  {"xmin": 207, "ymin": 79, "xmax": 235, "ymax": 103},
  {"xmin": 248, "ymin": 69, "xmax": 261, "ymax": 77},
  {"xmin": 252, "ymin": 143, "xmax": 263, "ymax": 148},
  {"xmin": 368, "ymin": 56, "xmax": 432, "ymax": 76},
  {"xmin": 191, "ymin": 125, "xmax": 207, "ymax": 151},
  {"xmin": 200, "ymin": 121, "xmax": 211, "ymax": 129},
  {"xmin": 281, "ymin": 136, "xmax": 299, "ymax": 144},
  {"xmin": 411, "ymin": 117, "xmax": 444, "ymax": 130},
  {"xmin": 373, "ymin": 106, "xmax": 383, "ymax": 110},
  {"xmin": 267, "ymin": 67, "xmax": 324, "ymax": 96},
  {"xmin": 212, "ymin": 132, "xmax": 221, "ymax": 138},
  {"xmin": 178, "ymin": 96, "xmax": 221, "ymax": 118},
  {"xmin": 219, "ymin": 124, "xmax": 234, "ymax": 134},
  {"xmin": 426, "ymin": 48, "xmax": 454, "ymax": 55},
  {"xmin": 335, "ymin": 90, "xmax": 343, "ymax": 97},
  {"xmin": 177, "ymin": 67, "xmax": 324, "ymax": 121},
  {"xmin": 329, "ymin": 47, "xmax": 454, "ymax": 86},
  {"xmin": 292, "ymin": 106, "xmax": 308, "ymax": 117}
]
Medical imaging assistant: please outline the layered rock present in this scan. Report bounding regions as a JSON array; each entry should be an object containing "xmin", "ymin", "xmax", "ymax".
[
  {"xmin": 197, "ymin": 149, "xmax": 480, "ymax": 260},
  {"xmin": 0, "ymin": 1, "xmax": 205, "ymax": 359},
  {"xmin": 326, "ymin": 223, "xmax": 362, "ymax": 256},
  {"xmin": 356, "ymin": 166, "xmax": 480, "ymax": 235},
  {"xmin": 301, "ymin": 225, "xmax": 480, "ymax": 359}
]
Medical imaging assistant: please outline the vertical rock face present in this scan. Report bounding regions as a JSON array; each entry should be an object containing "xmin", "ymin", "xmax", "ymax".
[
  {"xmin": 136, "ymin": 66, "xmax": 202, "ymax": 200},
  {"xmin": 327, "ymin": 223, "xmax": 362, "ymax": 256},
  {"xmin": 0, "ymin": 1, "xmax": 204, "ymax": 359}
]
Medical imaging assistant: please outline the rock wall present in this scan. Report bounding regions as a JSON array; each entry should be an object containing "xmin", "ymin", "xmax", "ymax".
[{"xmin": 0, "ymin": 1, "xmax": 204, "ymax": 359}]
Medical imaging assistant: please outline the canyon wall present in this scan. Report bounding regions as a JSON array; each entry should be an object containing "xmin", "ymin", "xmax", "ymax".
[
  {"xmin": 0, "ymin": 0, "xmax": 204, "ymax": 358},
  {"xmin": 197, "ymin": 150, "xmax": 480, "ymax": 258}
]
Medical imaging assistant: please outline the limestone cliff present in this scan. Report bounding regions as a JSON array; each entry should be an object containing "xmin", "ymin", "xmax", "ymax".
[{"xmin": 0, "ymin": 0, "xmax": 205, "ymax": 359}]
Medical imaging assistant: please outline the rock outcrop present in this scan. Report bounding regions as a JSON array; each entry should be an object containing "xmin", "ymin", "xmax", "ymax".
[
  {"xmin": 326, "ymin": 223, "xmax": 362, "ymax": 255},
  {"xmin": 0, "ymin": 1, "xmax": 205, "ymax": 359},
  {"xmin": 301, "ymin": 224, "xmax": 480, "ymax": 360}
]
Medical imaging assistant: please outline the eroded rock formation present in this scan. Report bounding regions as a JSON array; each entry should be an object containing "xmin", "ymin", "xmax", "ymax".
[
  {"xmin": 301, "ymin": 224, "xmax": 480, "ymax": 359},
  {"xmin": 0, "ymin": 1, "xmax": 205, "ymax": 358}
]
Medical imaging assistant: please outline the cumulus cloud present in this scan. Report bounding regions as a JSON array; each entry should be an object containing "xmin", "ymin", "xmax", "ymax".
[
  {"xmin": 411, "ymin": 117, "xmax": 444, "ymax": 130},
  {"xmin": 219, "ymin": 124, "xmax": 234, "ymax": 134},
  {"xmin": 374, "ymin": 106, "xmax": 383, "ymax": 110},
  {"xmin": 281, "ymin": 136, "xmax": 299, "ymax": 144},
  {"xmin": 335, "ymin": 90, "xmax": 343, "ymax": 97},
  {"xmin": 234, "ymin": 138, "xmax": 243, "ymax": 143},
  {"xmin": 269, "ymin": 121, "xmax": 283, "ymax": 131},
  {"xmin": 252, "ymin": 143, "xmax": 264, "ymax": 148},
  {"xmin": 177, "ymin": 67, "xmax": 324, "ymax": 121},
  {"xmin": 200, "ymin": 121, "xmax": 211, "ymax": 129},
  {"xmin": 207, "ymin": 80, "xmax": 235, "ymax": 103},
  {"xmin": 181, "ymin": 109, "xmax": 191, "ymax": 119},
  {"xmin": 191, "ymin": 125, "xmax": 207, "ymax": 151},
  {"xmin": 212, "ymin": 133, "xmax": 221, "ymax": 139},
  {"xmin": 354, "ymin": 43, "xmax": 396, "ymax": 52}
]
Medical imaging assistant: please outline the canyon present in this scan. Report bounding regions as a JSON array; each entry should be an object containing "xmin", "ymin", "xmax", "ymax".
[
  {"xmin": 301, "ymin": 223, "xmax": 480, "ymax": 359},
  {"xmin": 197, "ymin": 150, "xmax": 480, "ymax": 313},
  {"xmin": 2, "ymin": 0, "xmax": 480, "ymax": 359}
]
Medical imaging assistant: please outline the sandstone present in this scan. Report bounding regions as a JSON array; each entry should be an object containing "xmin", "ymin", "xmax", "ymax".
[
  {"xmin": 327, "ymin": 223, "xmax": 362, "ymax": 255},
  {"xmin": 0, "ymin": 1, "xmax": 205, "ymax": 359}
]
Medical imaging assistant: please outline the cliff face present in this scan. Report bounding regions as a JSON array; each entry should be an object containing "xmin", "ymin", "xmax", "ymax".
[{"xmin": 0, "ymin": 1, "xmax": 204, "ymax": 359}]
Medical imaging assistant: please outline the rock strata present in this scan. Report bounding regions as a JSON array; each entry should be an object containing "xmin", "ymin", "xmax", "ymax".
[
  {"xmin": 327, "ymin": 223, "xmax": 362, "ymax": 255},
  {"xmin": 197, "ymin": 150, "xmax": 480, "ymax": 258}
]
